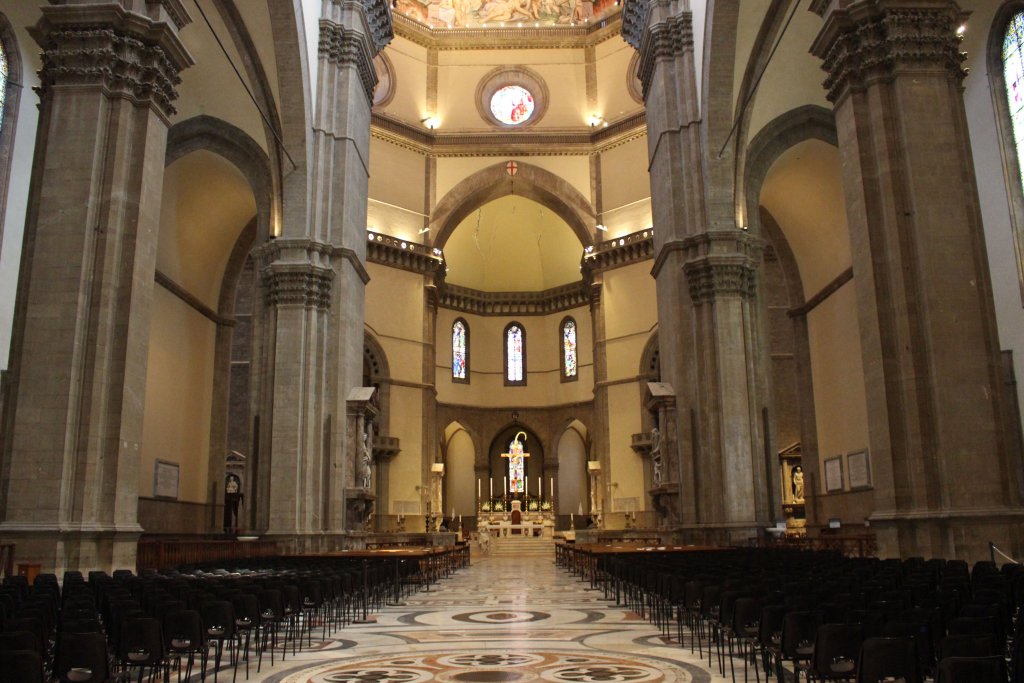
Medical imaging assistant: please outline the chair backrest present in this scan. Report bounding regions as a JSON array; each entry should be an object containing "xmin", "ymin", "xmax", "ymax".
[
  {"xmin": 935, "ymin": 655, "xmax": 1007, "ymax": 683},
  {"xmin": 812, "ymin": 622, "xmax": 864, "ymax": 679},
  {"xmin": 857, "ymin": 636, "xmax": 922, "ymax": 683},
  {"xmin": 780, "ymin": 610, "xmax": 823, "ymax": 659},
  {"xmin": 0, "ymin": 630, "xmax": 39, "ymax": 654},
  {"xmin": 0, "ymin": 649, "xmax": 44, "ymax": 682},
  {"xmin": 202, "ymin": 600, "xmax": 236, "ymax": 639},
  {"xmin": 163, "ymin": 609, "xmax": 204, "ymax": 652},
  {"xmin": 54, "ymin": 631, "xmax": 109, "ymax": 683},
  {"xmin": 119, "ymin": 616, "xmax": 164, "ymax": 666},
  {"xmin": 937, "ymin": 633, "xmax": 995, "ymax": 660},
  {"xmin": 0, "ymin": 618, "xmax": 45, "ymax": 653}
]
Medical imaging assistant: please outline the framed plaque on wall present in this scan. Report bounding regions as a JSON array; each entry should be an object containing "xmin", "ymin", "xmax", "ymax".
[
  {"xmin": 847, "ymin": 449, "xmax": 872, "ymax": 490},
  {"xmin": 824, "ymin": 456, "xmax": 844, "ymax": 493},
  {"xmin": 153, "ymin": 460, "xmax": 180, "ymax": 500}
]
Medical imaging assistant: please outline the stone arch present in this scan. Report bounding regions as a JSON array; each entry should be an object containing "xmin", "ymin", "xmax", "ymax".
[
  {"xmin": 167, "ymin": 115, "xmax": 274, "ymax": 246},
  {"xmin": 743, "ymin": 105, "xmax": 837, "ymax": 237},
  {"xmin": 429, "ymin": 161, "xmax": 597, "ymax": 248},
  {"xmin": 487, "ymin": 423, "xmax": 545, "ymax": 498}
]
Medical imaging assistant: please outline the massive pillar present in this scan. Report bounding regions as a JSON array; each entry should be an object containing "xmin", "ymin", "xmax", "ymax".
[
  {"xmin": 811, "ymin": 0, "xmax": 1024, "ymax": 560},
  {"xmin": 622, "ymin": 0, "xmax": 771, "ymax": 543},
  {"xmin": 0, "ymin": 1, "xmax": 193, "ymax": 572},
  {"xmin": 256, "ymin": 0, "xmax": 392, "ymax": 549}
]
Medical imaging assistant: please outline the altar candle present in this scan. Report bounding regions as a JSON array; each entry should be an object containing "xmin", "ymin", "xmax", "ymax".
[
  {"xmin": 526, "ymin": 477, "xmax": 529, "ymax": 497},
  {"xmin": 537, "ymin": 476, "xmax": 541, "ymax": 499},
  {"xmin": 504, "ymin": 476, "xmax": 507, "ymax": 495},
  {"xmin": 490, "ymin": 478, "xmax": 493, "ymax": 498},
  {"xmin": 478, "ymin": 479, "xmax": 481, "ymax": 498},
  {"xmin": 550, "ymin": 477, "xmax": 554, "ymax": 498}
]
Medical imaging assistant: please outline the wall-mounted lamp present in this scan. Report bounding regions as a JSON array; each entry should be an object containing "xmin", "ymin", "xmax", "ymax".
[
  {"xmin": 418, "ymin": 227, "xmax": 430, "ymax": 235},
  {"xmin": 421, "ymin": 116, "xmax": 439, "ymax": 130},
  {"xmin": 595, "ymin": 224, "xmax": 608, "ymax": 232}
]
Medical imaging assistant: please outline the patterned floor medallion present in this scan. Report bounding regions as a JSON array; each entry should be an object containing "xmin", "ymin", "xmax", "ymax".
[
  {"xmin": 279, "ymin": 650, "xmax": 704, "ymax": 683},
  {"xmin": 451, "ymin": 610, "xmax": 551, "ymax": 623}
]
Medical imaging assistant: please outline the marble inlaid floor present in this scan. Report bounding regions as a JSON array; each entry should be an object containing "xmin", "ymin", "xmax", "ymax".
[{"xmin": 228, "ymin": 552, "xmax": 735, "ymax": 683}]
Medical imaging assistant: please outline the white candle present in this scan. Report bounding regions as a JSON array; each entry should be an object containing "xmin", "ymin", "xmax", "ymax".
[
  {"xmin": 550, "ymin": 478, "xmax": 554, "ymax": 498},
  {"xmin": 490, "ymin": 478, "xmax": 493, "ymax": 497},
  {"xmin": 478, "ymin": 479, "xmax": 481, "ymax": 498},
  {"xmin": 537, "ymin": 476, "xmax": 541, "ymax": 499},
  {"xmin": 451, "ymin": 507, "xmax": 455, "ymax": 519},
  {"xmin": 526, "ymin": 477, "xmax": 529, "ymax": 497},
  {"xmin": 504, "ymin": 477, "xmax": 507, "ymax": 495}
]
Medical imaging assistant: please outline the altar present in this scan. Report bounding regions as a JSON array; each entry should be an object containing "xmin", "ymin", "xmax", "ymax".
[{"xmin": 479, "ymin": 500, "xmax": 554, "ymax": 538}]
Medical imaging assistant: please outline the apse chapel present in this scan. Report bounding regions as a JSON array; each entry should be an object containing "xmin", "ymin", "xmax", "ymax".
[{"xmin": 0, "ymin": 0, "xmax": 1022, "ymax": 574}]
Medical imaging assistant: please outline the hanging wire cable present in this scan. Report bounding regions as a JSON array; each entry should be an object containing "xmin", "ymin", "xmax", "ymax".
[
  {"xmin": 191, "ymin": 0, "xmax": 298, "ymax": 171},
  {"xmin": 716, "ymin": 0, "xmax": 801, "ymax": 159}
]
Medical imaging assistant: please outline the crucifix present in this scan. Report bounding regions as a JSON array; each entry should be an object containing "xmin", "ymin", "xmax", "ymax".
[{"xmin": 501, "ymin": 431, "xmax": 529, "ymax": 496}]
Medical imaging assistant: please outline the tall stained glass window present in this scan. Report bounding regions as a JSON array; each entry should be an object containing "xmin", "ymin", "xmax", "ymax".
[
  {"xmin": 452, "ymin": 319, "xmax": 468, "ymax": 381},
  {"xmin": 507, "ymin": 436, "xmax": 526, "ymax": 493},
  {"xmin": 505, "ymin": 322, "xmax": 525, "ymax": 385},
  {"xmin": 561, "ymin": 317, "xmax": 577, "ymax": 380},
  {"xmin": 1005, "ymin": 12, "xmax": 1024, "ymax": 191},
  {"xmin": 0, "ymin": 39, "xmax": 7, "ymax": 126}
]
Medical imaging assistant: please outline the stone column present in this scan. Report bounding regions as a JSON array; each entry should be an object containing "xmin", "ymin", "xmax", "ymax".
[
  {"xmin": 811, "ymin": 0, "xmax": 1024, "ymax": 560},
  {"xmin": 0, "ymin": 1, "xmax": 193, "ymax": 573},
  {"xmin": 257, "ymin": 0, "xmax": 391, "ymax": 550},
  {"xmin": 622, "ymin": 0, "xmax": 771, "ymax": 543}
]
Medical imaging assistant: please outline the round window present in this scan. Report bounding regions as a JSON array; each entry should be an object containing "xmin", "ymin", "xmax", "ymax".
[{"xmin": 489, "ymin": 85, "xmax": 535, "ymax": 125}]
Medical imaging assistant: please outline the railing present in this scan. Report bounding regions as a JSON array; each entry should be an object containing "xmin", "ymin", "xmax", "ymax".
[
  {"xmin": 137, "ymin": 538, "xmax": 279, "ymax": 573},
  {"xmin": 753, "ymin": 533, "xmax": 877, "ymax": 558}
]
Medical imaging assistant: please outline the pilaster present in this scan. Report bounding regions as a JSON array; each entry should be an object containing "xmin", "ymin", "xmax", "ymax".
[
  {"xmin": 811, "ymin": 0, "xmax": 1024, "ymax": 560},
  {"xmin": 0, "ymin": 1, "xmax": 192, "ymax": 573}
]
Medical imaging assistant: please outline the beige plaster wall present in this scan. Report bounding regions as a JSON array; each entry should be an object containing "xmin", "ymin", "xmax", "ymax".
[
  {"xmin": 594, "ymin": 39, "xmax": 643, "ymax": 122},
  {"xmin": 140, "ymin": 286, "xmax": 216, "ymax": 505},
  {"xmin": 435, "ymin": 306, "xmax": 594, "ymax": 406},
  {"xmin": 806, "ymin": 282, "xmax": 870, "ymax": 495},
  {"xmin": 387, "ymin": 386, "xmax": 426, "ymax": 514},
  {"xmin": 158, "ymin": 151, "xmax": 257, "ymax": 308},
  {"xmin": 436, "ymin": 48, "xmax": 587, "ymax": 130},
  {"xmin": 606, "ymin": 381, "xmax": 646, "ymax": 511},
  {"xmin": 557, "ymin": 425, "xmax": 588, "ymax": 515},
  {"xmin": 380, "ymin": 38, "xmax": 429, "ymax": 124},
  {"xmin": 599, "ymin": 137, "xmax": 652, "ymax": 237},
  {"xmin": 445, "ymin": 427, "xmax": 477, "ymax": 516},
  {"xmin": 368, "ymin": 138, "xmax": 428, "ymax": 241}
]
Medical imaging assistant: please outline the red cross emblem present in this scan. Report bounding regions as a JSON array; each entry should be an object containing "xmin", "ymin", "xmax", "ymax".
[{"xmin": 506, "ymin": 160, "xmax": 518, "ymax": 176}]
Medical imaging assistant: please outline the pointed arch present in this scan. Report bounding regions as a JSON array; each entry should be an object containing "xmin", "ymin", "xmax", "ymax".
[
  {"xmin": 560, "ymin": 316, "xmax": 578, "ymax": 382},
  {"xmin": 452, "ymin": 317, "xmax": 469, "ymax": 383},
  {"xmin": 429, "ymin": 161, "xmax": 596, "ymax": 248}
]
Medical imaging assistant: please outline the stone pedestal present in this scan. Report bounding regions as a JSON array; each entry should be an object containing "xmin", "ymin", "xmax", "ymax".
[
  {"xmin": 811, "ymin": 0, "xmax": 1024, "ymax": 560},
  {"xmin": 0, "ymin": 1, "xmax": 193, "ymax": 573}
]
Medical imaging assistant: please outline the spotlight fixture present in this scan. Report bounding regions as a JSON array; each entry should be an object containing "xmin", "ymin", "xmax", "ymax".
[
  {"xmin": 595, "ymin": 224, "xmax": 608, "ymax": 231},
  {"xmin": 421, "ymin": 116, "xmax": 439, "ymax": 130},
  {"xmin": 418, "ymin": 227, "xmax": 430, "ymax": 234}
]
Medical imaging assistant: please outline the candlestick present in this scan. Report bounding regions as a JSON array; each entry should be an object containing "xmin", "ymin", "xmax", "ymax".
[{"xmin": 526, "ymin": 476, "xmax": 529, "ymax": 497}]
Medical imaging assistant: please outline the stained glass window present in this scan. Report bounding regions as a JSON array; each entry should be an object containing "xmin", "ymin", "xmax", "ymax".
[
  {"xmin": 0, "ymin": 39, "xmax": 7, "ymax": 126},
  {"xmin": 506, "ymin": 323, "xmax": 524, "ymax": 384},
  {"xmin": 452, "ymin": 319, "xmax": 467, "ymax": 380},
  {"xmin": 490, "ymin": 85, "xmax": 534, "ymax": 125},
  {"xmin": 1005, "ymin": 12, "xmax": 1024, "ymax": 192},
  {"xmin": 508, "ymin": 437, "xmax": 525, "ymax": 493},
  {"xmin": 562, "ymin": 318, "xmax": 577, "ymax": 379}
]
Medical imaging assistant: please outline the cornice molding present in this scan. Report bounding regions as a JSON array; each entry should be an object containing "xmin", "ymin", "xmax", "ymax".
[
  {"xmin": 438, "ymin": 280, "xmax": 591, "ymax": 316},
  {"xmin": 366, "ymin": 231, "xmax": 444, "ymax": 275},
  {"xmin": 370, "ymin": 111, "xmax": 646, "ymax": 157},
  {"xmin": 583, "ymin": 228, "xmax": 654, "ymax": 273},
  {"xmin": 392, "ymin": 10, "xmax": 622, "ymax": 50}
]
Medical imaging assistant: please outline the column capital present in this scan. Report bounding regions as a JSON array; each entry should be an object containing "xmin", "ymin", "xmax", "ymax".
[
  {"xmin": 319, "ymin": 0, "xmax": 394, "ymax": 103},
  {"xmin": 810, "ymin": 0, "xmax": 968, "ymax": 104},
  {"xmin": 262, "ymin": 262, "xmax": 334, "ymax": 309},
  {"xmin": 621, "ymin": 0, "xmax": 693, "ymax": 100},
  {"xmin": 680, "ymin": 231, "xmax": 762, "ymax": 305},
  {"xmin": 31, "ymin": 2, "xmax": 194, "ymax": 120}
]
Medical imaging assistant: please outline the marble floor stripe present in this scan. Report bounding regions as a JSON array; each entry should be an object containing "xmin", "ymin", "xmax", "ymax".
[{"xmin": 193, "ymin": 551, "xmax": 740, "ymax": 683}]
